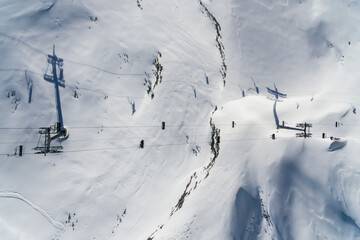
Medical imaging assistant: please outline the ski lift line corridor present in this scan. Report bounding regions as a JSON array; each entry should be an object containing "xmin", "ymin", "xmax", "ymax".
[
  {"xmin": 0, "ymin": 136, "xmax": 286, "ymax": 156},
  {"xmin": 1, "ymin": 121, "xmax": 359, "ymax": 132},
  {"xmin": 1, "ymin": 134, "xmax": 356, "ymax": 157},
  {"xmin": 2, "ymin": 47, "xmax": 356, "ymax": 155}
]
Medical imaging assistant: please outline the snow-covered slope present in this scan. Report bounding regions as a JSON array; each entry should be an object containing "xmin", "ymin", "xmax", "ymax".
[{"xmin": 0, "ymin": 0, "xmax": 359, "ymax": 239}]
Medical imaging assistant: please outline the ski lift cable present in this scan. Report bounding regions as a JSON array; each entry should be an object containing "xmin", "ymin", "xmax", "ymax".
[
  {"xmin": 0, "ymin": 31, "xmax": 47, "ymax": 55},
  {"xmin": 1, "ymin": 32, "xmax": 359, "ymax": 99},
  {"xmin": 0, "ymin": 131, "xmax": 268, "ymax": 141},
  {"xmin": 0, "ymin": 127, "xmax": 39, "ymax": 130},
  {"xmin": 285, "ymin": 92, "xmax": 360, "ymax": 97},
  {"xmin": 64, "ymin": 59, "xmax": 144, "ymax": 77},
  {"xmin": 0, "ymin": 137, "xmax": 271, "ymax": 155},
  {"xmin": 0, "ymin": 69, "xmax": 145, "ymax": 100},
  {"xmin": 2, "ymin": 135, "xmax": 360, "ymax": 156},
  {"xmin": 51, "ymin": 123, "xmax": 275, "ymax": 130},
  {"xmin": 0, "ymin": 31, "xmax": 262, "ymax": 84},
  {"xmin": 0, "ymin": 32, "xmax": 144, "ymax": 77},
  {"xmin": 1, "ymin": 121, "xmax": 360, "ymax": 131},
  {"xmin": 0, "ymin": 141, "xmax": 36, "ymax": 144},
  {"xmin": 226, "ymin": 66, "xmax": 268, "ymax": 88},
  {"xmin": 66, "ymin": 84, "xmax": 145, "ymax": 99},
  {"xmin": 2, "ymin": 66, "xmax": 356, "ymax": 103},
  {"xmin": 0, "ymin": 68, "xmax": 43, "ymax": 77},
  {"xmin": 0, "ymin": 124, "xmax": 272, "ymax": 130},
  {"xmin": 0, "ymin": 131, "xmax": 274, "ymax": 145},
  {"xmin": 0, "ymin": 31, "xmax": 144, "ymax": 76},
  {"xmin": 226, "ymin": 67, "xmax": 359, "ymax": 100}
]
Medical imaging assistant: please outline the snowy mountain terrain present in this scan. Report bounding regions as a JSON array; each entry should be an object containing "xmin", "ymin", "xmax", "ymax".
[{"xmin": 0, "ymin": 0, "xmax": 359, "ymax": 239}]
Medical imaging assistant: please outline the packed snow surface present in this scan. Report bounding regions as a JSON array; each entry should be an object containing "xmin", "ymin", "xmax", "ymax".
[{"xmin": 0, "ymin": 0, "xmax": 359, "ymax": 239}]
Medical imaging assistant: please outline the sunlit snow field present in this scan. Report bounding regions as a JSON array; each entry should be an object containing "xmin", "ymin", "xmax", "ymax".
[{"xmin": 0, "ymin": 0, "xmax": 359, "ymax": 239}]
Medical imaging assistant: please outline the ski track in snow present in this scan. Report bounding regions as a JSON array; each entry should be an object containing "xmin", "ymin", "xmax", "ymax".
[{"xmin": 0, "ymin": 191, "xmax": 65, "ymax": 230}]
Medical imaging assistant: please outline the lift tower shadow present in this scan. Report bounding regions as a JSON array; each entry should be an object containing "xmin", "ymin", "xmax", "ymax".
[
  {"xmin": 34, "ymin": 45, "xmax": 68, "ymax": 155},
  {"xmin": 43, "ymin": 45, "xmax": 69, "ymax": 141}
]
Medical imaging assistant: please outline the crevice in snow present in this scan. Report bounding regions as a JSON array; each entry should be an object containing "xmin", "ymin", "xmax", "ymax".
[
  {"xmin": 198, "ymin": 0, "xmax": 227, "ymax": 86},
  {"xmin": 204, "ymin": 117, "xmax": 220, "ymax": 178}
]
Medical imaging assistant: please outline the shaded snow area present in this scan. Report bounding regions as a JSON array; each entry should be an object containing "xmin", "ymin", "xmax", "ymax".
[{"xmin": 0, "ymin": 0, "xmax": 360, "ymax": 239}]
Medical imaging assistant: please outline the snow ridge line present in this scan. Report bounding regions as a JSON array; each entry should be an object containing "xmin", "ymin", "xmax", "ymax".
[
  {"xmin": 0, "ymin": 192, "xmax": 65, "ymax": 230},
  {"xmin": 171, "ymin": 118, "xmax": 220, "ymax": 215},
  {"xmin": 198, "ymin": 1, "xmax": 227, "ymax": 86},
  {"xmin": 147, "ymin": 117, "xmax": 221, "ymax": 240}
]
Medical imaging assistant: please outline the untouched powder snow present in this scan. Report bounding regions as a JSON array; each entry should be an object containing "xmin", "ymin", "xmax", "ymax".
[{"xmin": 0, "ymin": 0, "xmax": 359, "ymax": 239}]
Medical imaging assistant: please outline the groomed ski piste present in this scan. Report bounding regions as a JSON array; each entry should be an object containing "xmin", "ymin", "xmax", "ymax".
[{"xmin": 0, "ymin": 0, "xmax": 360, "ymax": 239}]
